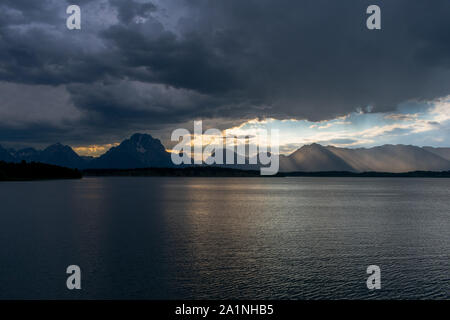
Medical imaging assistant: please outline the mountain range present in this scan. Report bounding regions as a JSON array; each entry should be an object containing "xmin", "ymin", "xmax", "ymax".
[
  {"xmin": 278, "ymin": 143, "xmax": 450, "ymax": 173},
  {"xmin": 0, "ymin": 133, "xmax": 171, "ymax": 170},
  {"xmin": 1, "ymin": 133, "xmax": 449, "ymax": 173},
  {"xmin": 87, "ymin": 133, "xmax": 171, "ymax": 169}
]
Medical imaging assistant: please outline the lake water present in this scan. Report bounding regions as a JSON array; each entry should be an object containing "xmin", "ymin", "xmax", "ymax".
[{"xmin": 0, "ymin": 177, "xmax": 449, "ymax": 299}]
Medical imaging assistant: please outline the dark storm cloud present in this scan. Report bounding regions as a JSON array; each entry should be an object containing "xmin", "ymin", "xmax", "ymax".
[
  {"xmin": 100, "ymin": 24, "xmax": 240, "ymax": 93},
  {"xmin": 183, "ymin": 0, "xmax": 450, "ymax": 120},
  {"xmin": 0, "ymin": 0, "xmax": 450, "ymax": 145},
  {"xmin": 0, "ymin": 0, "xmax": 61, "ymax": 25},
  {"xmin": 0, "ymin": 28, "xmax": 117, "ymax": 85},
  {"xmin": 109, "ymin": 0, "xmax": 156, "ymax": 24}
]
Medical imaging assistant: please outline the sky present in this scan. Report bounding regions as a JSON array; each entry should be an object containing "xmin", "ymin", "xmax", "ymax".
[{"xmin": 0, "ymin": 0, "xmax": 449, "ymax": 155}]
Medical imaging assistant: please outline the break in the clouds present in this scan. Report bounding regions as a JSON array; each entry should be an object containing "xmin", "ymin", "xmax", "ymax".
[
  {"xmin": 0, "ymin": 0, "xmax": 449, "ymax": 148},
  {"xmin": 235, "ymin": 96, "xmax": 450, "ymax": 154}
]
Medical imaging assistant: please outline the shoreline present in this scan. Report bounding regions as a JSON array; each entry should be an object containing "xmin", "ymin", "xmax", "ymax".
[{"xmin": 2, "ymin": 161, "xmax": 450, "ymax": 180}]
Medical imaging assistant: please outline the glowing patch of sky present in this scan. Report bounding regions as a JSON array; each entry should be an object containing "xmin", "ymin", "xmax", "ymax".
[
  {"xmin": 78, "ymin": 96, "xmax": 449, "ymax": 157},
  {"xmin": 225, "ymin": 96, "xmax": 450, "ymax": 155}
]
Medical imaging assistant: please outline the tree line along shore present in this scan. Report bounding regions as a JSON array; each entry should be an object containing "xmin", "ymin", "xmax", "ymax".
[{"xmin": 1, "ymin": 160, "xmax": 450, "ymax": 181}]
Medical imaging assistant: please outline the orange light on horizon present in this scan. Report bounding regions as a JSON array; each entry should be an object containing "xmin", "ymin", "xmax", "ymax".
[{"xmin": 73, "ymin": 143, "xmax": 120, "ymax": 157}]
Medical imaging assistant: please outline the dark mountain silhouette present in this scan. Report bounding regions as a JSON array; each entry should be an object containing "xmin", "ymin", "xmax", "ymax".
[
  {"xmin": 12, "ymin": 147, "xmax": 40, "ymax": 164},
  {"xmin": 0, "ymin": 143, "xmax": 86, "ymax": 168},
  {"xmin": 0, "ymin": 145, "xmax": 15, "ymax": 162},
  {"xmin": 87, "ymin": 133, "xmax": 172, "ymax": 169},
  {"xmin": 0, "ymin": 134, "xmax": 171, "ymax": 169},
  {"xmin": 38, "ymin": 143, "xmax": 86, "ymax": 168},
  {"xmin": 1, "ymin": 136, "xmax": 449, "ymax": 173}
]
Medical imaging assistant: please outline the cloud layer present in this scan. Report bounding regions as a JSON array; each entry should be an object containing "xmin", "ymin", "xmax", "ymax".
[{"xmin": 0, "ymin": 0, "xmax": 449, "ymax": 147}]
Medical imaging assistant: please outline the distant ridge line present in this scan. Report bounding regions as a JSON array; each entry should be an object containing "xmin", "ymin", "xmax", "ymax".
[{"xmin": 1, "ymin": 133, "xmax": 450, "ymax": 173}]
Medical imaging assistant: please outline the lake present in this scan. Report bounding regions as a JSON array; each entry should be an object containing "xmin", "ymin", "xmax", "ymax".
[{"xmin": 0, "ymin": 177, "xmax": 449, "ymax": 299}]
